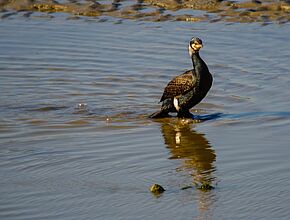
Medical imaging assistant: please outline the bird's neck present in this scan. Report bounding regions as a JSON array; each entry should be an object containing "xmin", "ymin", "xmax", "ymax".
[{"xmin": 191, "ymin": 52, "xmax": 209, "ymax": 76}]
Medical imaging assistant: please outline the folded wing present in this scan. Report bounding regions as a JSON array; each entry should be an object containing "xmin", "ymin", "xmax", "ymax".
[{"xmin": 160, "ymin": 70, "xmax": 197, "ymax": 102}]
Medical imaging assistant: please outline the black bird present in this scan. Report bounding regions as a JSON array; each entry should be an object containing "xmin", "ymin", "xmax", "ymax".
[{"xmin": 150, "ymin": 37, "xmax": 213, "ymax": 118}]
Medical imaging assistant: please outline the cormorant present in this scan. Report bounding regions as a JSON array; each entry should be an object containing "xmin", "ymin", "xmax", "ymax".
[{"xmin": 150, "ymin": 37, "xmax": 213, "ymax": 118}]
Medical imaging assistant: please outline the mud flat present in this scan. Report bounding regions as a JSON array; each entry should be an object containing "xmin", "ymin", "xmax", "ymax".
[{"xmin": 1, "ymin": 0, "xmax": 290, "ymax": 23}]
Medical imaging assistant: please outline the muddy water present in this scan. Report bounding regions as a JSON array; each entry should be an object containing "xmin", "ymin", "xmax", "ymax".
[{"xmin": 1, "ymin": 15, "xmax": 290, "ymax": 219}]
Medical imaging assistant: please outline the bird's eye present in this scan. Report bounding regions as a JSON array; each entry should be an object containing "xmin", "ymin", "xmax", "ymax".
[
  {"xmin": 195, "ymin": 38, "xmax": 202, "ymax": 45},
  {"xmin": 190, "ymin": 40, "xmax": 196, "ymax": 46}
]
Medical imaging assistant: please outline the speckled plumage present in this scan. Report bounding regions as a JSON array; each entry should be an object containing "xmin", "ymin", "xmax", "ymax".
[{"xmin": 160, "ymin": 70, "xmax": 196, "ymax": 102}]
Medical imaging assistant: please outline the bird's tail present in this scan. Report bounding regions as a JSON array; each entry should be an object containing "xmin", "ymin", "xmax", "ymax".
[
  {"xmin": 149, "ymin": 99, "xmax": 174, "ymax": 118},
  {"xmin": 149, "ymin": 110, "xmax": 169, "ymax": 119}
]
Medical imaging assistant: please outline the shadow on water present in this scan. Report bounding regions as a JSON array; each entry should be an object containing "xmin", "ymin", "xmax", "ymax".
[{"xmin": 193, "ymin": 112, "xmax": 223, "ymax": 121}]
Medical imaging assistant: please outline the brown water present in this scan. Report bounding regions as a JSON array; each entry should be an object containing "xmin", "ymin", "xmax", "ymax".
[{"xmin": 1, "ymin": 14, "xmax": 290, "ymax": 220}]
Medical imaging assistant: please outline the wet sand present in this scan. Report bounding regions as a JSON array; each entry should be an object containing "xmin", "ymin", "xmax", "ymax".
[{"xmin": 1, "ymin": 5, "xmax": 290, "ymax": 220}]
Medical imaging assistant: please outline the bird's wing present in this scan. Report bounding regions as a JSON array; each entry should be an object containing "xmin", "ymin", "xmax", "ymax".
[{"xmin": 160, "ymin": 70, "xmax": 197, "ymax": 102}]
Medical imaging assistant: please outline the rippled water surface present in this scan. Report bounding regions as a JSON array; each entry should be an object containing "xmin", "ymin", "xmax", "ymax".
[{"xmin": 1, "ymin": 15, "xmax": 290, "ymax": 220}]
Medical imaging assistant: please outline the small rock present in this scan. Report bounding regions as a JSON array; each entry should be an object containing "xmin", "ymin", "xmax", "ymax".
[
  {"xmin": 196, "ymin": 183, "xmax": 215, "ymax": 191},
  {"xmin": 150, "ymin": 184, "xmax": 165, "ymax": 194}
]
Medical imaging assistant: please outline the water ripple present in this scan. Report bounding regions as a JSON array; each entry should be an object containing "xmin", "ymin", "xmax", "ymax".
[{"xmin": 1, "ymin": 17, "xmax": 290, "ymax": 220}]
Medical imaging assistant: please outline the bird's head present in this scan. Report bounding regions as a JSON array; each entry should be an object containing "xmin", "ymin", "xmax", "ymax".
[{"xmin": 188, "ymin": 37, "xmax": 203, "ymax": 57}]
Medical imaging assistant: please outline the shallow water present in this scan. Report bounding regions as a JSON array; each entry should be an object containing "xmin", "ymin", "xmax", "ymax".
[{"xmin": 1, "ymin": 14, "xmax": 290, "ymax": 220}]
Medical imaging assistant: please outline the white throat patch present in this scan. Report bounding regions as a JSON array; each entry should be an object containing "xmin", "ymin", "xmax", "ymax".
[{"xmin": 188, "ymin": 45, "xmax": 193, "ymax": 57}]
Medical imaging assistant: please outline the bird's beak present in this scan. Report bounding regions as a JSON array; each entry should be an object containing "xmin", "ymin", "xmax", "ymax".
[{"xmin": 192, "ymin": 42, "xmax": 202, "ymax": 51}]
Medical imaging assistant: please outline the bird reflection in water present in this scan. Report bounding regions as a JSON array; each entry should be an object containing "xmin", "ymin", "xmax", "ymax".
[
  {"xmin": 159, "ymin": 118, "xmax": 217, "ymax": 217},
  {"xmin": 160, "ymin": 119, "xmax": 216, "ymax": 184}
]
